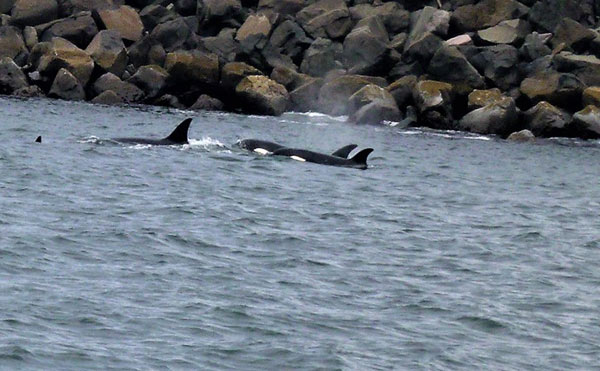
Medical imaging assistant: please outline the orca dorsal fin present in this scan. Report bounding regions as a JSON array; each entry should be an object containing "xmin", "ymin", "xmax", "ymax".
[
  {"xmin": 350, "ymin": 148, "xmax": 373, "ymax": 167},
  {"xmin": 165, "ymin": 118, "xmax": 192, "ymax": 144},
  {"xmin": 35, "ymin": 136, "xmax": 42, "ymax": 143},
  {"xmin": 331, "ymin": 144, "xmax": 358, "ymax": 158}
]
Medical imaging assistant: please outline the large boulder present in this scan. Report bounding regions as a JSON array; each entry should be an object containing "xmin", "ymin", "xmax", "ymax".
[
  {"xmin": 347, "ymin": 84, "xmax": 401, "ymax": 124},
  {"xmin": 0, "ymin": 26, "xmax": 27, "ymax": 60},
  {"xmin": 403, "ymin": 31, "xmax": 443, "ymax": 66},
  {"xmin": 235, "ymin": 14, "xmax": 272, "ymax": 48},
  {"xmin": 0, "ymin": 56, "xmax": 28, "ymax": 94},
  {"xmin": 553, "ymin": 52, "xmax": 600, "ymax": 87},
  {"xmin": 270, "ymin": 66, "xmax": 312, "ymax": 92},
  {"xmin": 300, "ymin": 38, "xmax": 343, "ymax": 77},
  {"xmin": 139, "ymin": 5, "xmax": 179, "ymax": 30},
  {"xmin": 529, "ymin": 0, "xmax": 596, "ymax": 33},
  {"xmin": 570, "ymin": 105, "xmax": 600, "ymax": 139},
  {"xmin": 317, "ymin": 74, "xmax": 385, "ymax": 115},
  {"xmin": 197, "ymin": 0, "xmax": 243, "ymax": 29},
  {"xmin": 258, "ymin": 0, "xmax": 304, "ymax": 16},
  {"xmin": 200, "ymin": 28, "xmax": 239, "ymax": 63},
  {"xmin": 37, "ymin": 11, "xmax": 97, "ymax": 48},
  {"xmin": 459, "ymin": 97, "xmax": 518, "ymax": 136},
  {"xmin": 0, "ymin": 0, "xmax": 15, "ymax": 13},
  {"xmin": 550, "ymin": 17, "xmax": 596, "ymax": 52},
  {"xmin": 522, "ymin": 101, "xmax": 570, "ymax": 137},
  {"xmin": 93, "ymin": 72, "xmax": 145, "ymax": 103},
  {"xmin": 452, "ymin": 0, "xmax": 529, "ymax": 33},
  {"xmin": 189, "ymin": 94, "xmax": 224, "ymax": 111},
  {"xmin": 342, "ymin": 16, "xmax": 389, "ymax": 75},
  {"xmin": 349, "ymin": 2, "xmax": 409, "ymax": 35},
  {"xmin": 10, "ymin": 0, "xmax": 58, "ymax": 26},
  {"xmin": 412, "ymin": 80, "xmax": 454, "ymax": 130},
  {"xmin": 296, "ymin": 0, "xmax": 352, "ymax": 40},
  {"xmin": 221, "ymin": 61, "xmax": 263, "ymax": 91},
  {"xmin": 507, "ymin": 129, "xmax": 535, "ymax": 142},
  {"xmin": 469, "ymin": 45, "xmax": 520, "ymax": 91},
  {"xmin": 59, "ymin": 0, "xmax": 120, "ymax": 16},
  {"xmin": 386, "ymin": 75, "xmax": 417, "ymax": 110},
  {"xmin": 269, "ymin": 19, "xmax": 312, "ymax": 65},
  {"xmin": 467, "ymin": 88, "xmax": 505, "ymax": 110},
  {"xmin": 96, "ymin": 5, "xmax": 144, "ymax": 43},
  {"xmin": 475, "ymin": 19, "xmax": 531, "ymax": 46},
  {"xmin": 149, "ymin": 17, "xmax": 195, "ymax": 53},
  {"xmin": 29, "ymin": 37, "xmax": 94, "ymax": 85},
  {"xmin": 519, "ymin": 32, "xmax": 552, "ymax": 61},
  {"xmin": 428, "ymin": 45, "xmax": 484, "ymax": 94},
  {"xmin": 127, "ymin": 64, "xmax": 168, "ymax": 99},
  {"xmin": 519, "ymin": 72, "xmax": 585, "ymax": 109},
  {"xmin": 406, "ymin": 6, "xmax": 450, "ymax": 49},
  {"xmin": 164, "ymin": 50, "xmax": 219, "ymax": 87},
  {"xmin": 582, "ymin": 87, "xmax": 600, "ymax": 107},
  {"xmin": 91, "ymin": 89, "xmax": 123, "ymax": 105},
  {"xmin": 235, "ymin": 75, "xmax": 289, "ymax": 116},
  {"xmin": 289, "ymin": 77, "xmax": 323, "ymax": 112},
  {"xmin": 85, "ymin": 30, "xmax": 127, "ymax": 77},
  {"xmin": 48, "ymin": 67, "xmax": 85, "ymax": 100}
]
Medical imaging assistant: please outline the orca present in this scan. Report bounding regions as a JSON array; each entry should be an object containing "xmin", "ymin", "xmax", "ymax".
[
  {"xmin": 238, "ymin": 139, "xmax": 358, "ymax": 158},
  {"xmin": 272, "ymin": 147, "xmax": 373, "ymax": 169},
  {"xmin": 35, "ymin": 136, "xmax": 42, "ymax": 143},
  {"xmin": 112, "ymin": 118, "xmax": 192, "ymax": 145}
]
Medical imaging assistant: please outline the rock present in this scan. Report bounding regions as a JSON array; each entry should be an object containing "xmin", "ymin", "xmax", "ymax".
[
  {"xmin": 403, "ymin": 31, "xmax": 443, "ymax": 65},
  {"xmin": 235, "ymin": 75, "xmax": 289, "ymax": 116},
  {"xmin": 37, "ymin": 12, "xmax": 97, "ymax": 49},
  {"xmin": 300, "ymin": 38, "xmax": 343, "ymax": 78},
  {"xmin": 13, "ymin": 84, "xmax": 43, "ymax": 97},
  {"xmin": 197, "ymin": 0, "xmax": 243, "ymax": 29},
  {"xmin": 221, "ymin": 61, "xmax": 263, "ymax": 92},
  {"xmin": 128, "ymin": 64, "xmax": 168, "ymax": 99},
  {"xmin": 522, "ymin": 101, "xmax": 570, "ymax": 137},
  {"xmin": 446, "ymin": 34, "xmax": 472, "ymax": 46},
  {"xmin": 582, "ymin": 87, "xmax": 600, "ymax": 107},
  {"xmin": 189, "ymin": 94, "xmax": 224, "ymax": 111},
  {"xmin": 93, "ymin": 72, "xmax": 145, "ymax": 103},
  {"xmin": 91, "ymin": 89, "xmax": 123, "ymax": 105},
  {"xmin": 96, "ymin": 5, "xmax": 144, "ymax": 43},
  {"xmin": 468, "ymin": 88, "xmax": 505, "ymax": 110},
  {"xmin": 0, "ymin": 0, "xmax": 15, "ymax": 13},
  {"xmin": 10, "ymin": 0, "xmax": 58, "ymax": 26},
  {"xmin": 349, "ymin": 2, "xmax": 410, "ymax": 34},
  {"xmin": 554, "ymin": 52, "xmax": 600, "ymax": 86},
  {"xmin": 269, "ymin": 20, "xmax": 312, "ymax": 65},
  {"xmin": 519, "ymin": 32, "xmax": 552, "ymax": 61},
  {"xmin": 22, "ymin": 26, "xmax": 37, "ymax": 50},
  {"xmin": 570, "ymin": 105, "xmax": 600, "ymax": 139},
  {"xmin": 0, "ymin": 26, "xmax": 27, "ymax": 60},
  {"xmin": 59, "ymin": 0, "xmax": 120, "ymax": 15},
  {"xmin": 289, "ymin": 78, "xmax": 323, "ymax": 112},
  {"xmin": 258, "ymin": 0, "xmax": 304, "ymax": 16},
  {"xmin": 164, "ymin": 50, "xmax": 219, "ymax": 87},
  {"xmin": 296, "ymin": 0, "xmax": 352, "ymax": 40},
  {"xmin": 388, "ymin": 59, "xmax": 423, "ymax": 82},
  {"xmin": 317, "ymin": 74, "xmax": 381, "ymax": 115},
  {"xmin": 85, "ymin": 30, "xmax": 127, "ymax": 77},
  {"xmin": 452, "ymin": 0, "xmax": 529, "ymax": 33},
  {"xmin": 551, "ymin": 17, "xmax": 596, "ymax": 52},
  {"xmin": 469, "ymin": 45, "xmax": 520, "ymax": 91},
  {"xmin": 149, "ymin": 17, "xmax": 195, "ymax": 53},
  {"xmin": 529, "ymin": 0, "xmax": 595, "ymax": 33},
  {"xmin": 459, "ymin": 97, "xmax": 518, "ymax": 136},
  {"xmin": 475, "ymin": 19, "xmax": 531, "ymax": 46},
  {"xmin": 200, "ymin": 28, "xmax": 239, "ymax": 63},
  {"xmin": 270, "ymin": 66, "xmax": 312, "ymax": 91},
  {"xmin": 347, "ymin": 84, "xmax": 400, "ymax": 124},
  {"xmin": 127, "ymin": 35, "xmax": 158, "ymax": 68},
  {"xmin": 428, "ymin": 45, "xmax": 484, "ymax": 94},
  {"xmin": 413, "ymin": 80, "xmax": 455, "ymax": 130},
  {"xmin": 342, "ymin": 16, "xmax": 389, "ymax": 75},
  {"xmin": 139, "ymin": 5, "xmax": 179, "ymax": 31},
  {"xmin": 48, "ymin": 67, "xmax": 85, "ymax": 100},
  {"xmin": 236, "ymin": 14, "xmax": 271, "ymax": 47},
  {"xmin": 406, "ymin": 6, "xmax": 451, "ymax": 49},
  {"xmin": 0, "ymin": 56, "xmax": 27, "ymax": 94},
  {"xmin": 507, "ymin": 129, "xmax": 535, "ymax": 142},
  {"xmin": 386, "ymin": 75, "xmax": 417, "ymax": 110},
  {"xmin": 519, "ymin": 72, "xmax": 585, "ymax": 109},
  {"xmin": 153, "ymin": 94, "xmax": 185, "ymax": 109},
  {"xmin": 30, "ymin": 37, "xmax": 94, "ymax": 86}
]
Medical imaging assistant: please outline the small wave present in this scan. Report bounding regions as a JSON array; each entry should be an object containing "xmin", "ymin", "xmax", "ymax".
[
  {"xmin": 397, "ymin": 128, "xmax": 492, "ymax": 141},
  {"xmin": 289, "ymin": 111, "xmax": 348, "ymax": 122},
  {"xmin": 187, "ymin": 137, "xmax": 227, "ymax": 150},
  {"xmin": 457, "ymin": 315, "xmax": 507, "ymax": 332},
  {"xmin": 78, "ymin": 136, "xmax": 103, "ymax": 144}
]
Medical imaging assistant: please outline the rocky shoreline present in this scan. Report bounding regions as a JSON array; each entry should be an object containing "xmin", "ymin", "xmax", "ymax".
[{"xmin": 0, "ymin": 0, "xmax": 600, "ymax": 140}]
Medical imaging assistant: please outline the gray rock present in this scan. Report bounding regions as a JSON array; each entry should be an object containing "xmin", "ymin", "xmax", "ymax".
[
  {"xmin": 37, "ymin": 12, "xmax": 97, "ymax": 49},
  {"xmin": 164, "ymin": 50, "xmax": 219, "ymax": 87},
  {"xmin": 85, "ymin": 30, "xmax": 127, "ymax": 77},
  {"xmin": 342, "ymin": 16, "xmax": 389, "ymax": 75},
  {"xmin": 522, "ymin": 101, "xmax": 570, "ymax": 137},
  {"xmin": 570, "ymin": 105, "xmax": 600, "ymax": 139},
  {"xmin": 412, "ymin": 80, "xmax": 455, "ymax": 130},
  {"xmin": 519, "ymin": 32, "xmax": 552, "ymax": 61},
  {"xmin": 317, "ymin": 74, "xmax": 384, "ymax": 116},
  {"xmin": 467, "ymin": 88, "xmax": 505, "ymax": 110},
  {"xmin": 96, "ymin": 5, "xmax": 144, "ymax": 42},
  {"xmin": 554, "ymin": 52, "xmax": 600, "ymax": 86},
  {"xmin": 128, "ymin": 64, "xmax": 169, "ymax": 99},
  {"xmin": 91, "ymin": 90, "xmax": 123, "ymax": 105},
  {"xmin": 470, "ymin": 45, "xmax": 520, "ymax": 91},
  {"xmin": 403, "ymin": 31, "xmax": 443, "ymax": 65},
  {"xmin": 347, "ymin": 84, "xmax": 401, "ymax": 124},
  {"xmin": 0, "ymin": 56, "xmax": 27, "ymax": 94},
  {"xmin": 296, "ymin": 0, "xmax": 353, "ymax": 40},
  {"xmin": 48, "ymin": 67, "xmax": 85, "ymax": 101},
  {"xmin": 220, "ymin": 61, "xmax": 262, "ymax": 92},
  {"xmin": 197, "ymin": 0, "xmax": 243, "ymax": 28},
  {"xmin": 93, "ymin": 72, "xmax": 145, "ymax": 103},
  {"xmin": 300, "ymin": 38, "xmax": 343, "ymax": 78},
  {"xmin": 386, "ymin": 75, "xmax": 417, "ymax": 110},
  {"xmin": 0, "ymin": 25, "xmax": 27, "ymax": 60},
  {"xmin": 406, "ymin": 6, "xmax": 450, "ymax": 48},
  {"xmin": 149, "ymin": 17, "xmax": 195, "ymax": 53},
  {"xmin": 22, "ymin": 25, "xmax": 37, "ymax": 50},
  {"xmin": 139, "ymin": 5, "xmax": 179, "ymax": 30},
  {"xmin": 428, "ymin": 45, "xmax": 484, "ymax": 94},
  {"xmin": 507, "ymin": 129, "xmax": 535, "ymax": 142},
  {"xmin": 153, "ymin": 94, "xmax": 185, "ymax": 109},
  {"xmin": 551, "ymin": 17, "xmax": 596, "ymax": 52},
  {"xmin": 29, "ymin": 37, "xmax": 94, "ymax": 86},
  {"xmin": 189, "ymin": 94, "xmax": 224, "ymax": 111},
  {"xmin": 475, "ymin": 19, "xmax": 531, "ymax": 46},
  {"xmin": 452, "ymin": 0, "xmax": 529, "ymax": 33},
  {"xmin": 289, "ymin": 78, "xmax": 323, "ymax": 112},
  {"xmin": 10, "ymin": 0, "xmax": 58, "ymax": 26},
  {"xmin": 200, "ymin": 28, "xmax": 240, "ymax": 63},
  {"xmin": 520, "ymin": 71, "xmax": 585, "ymax": 109},
  {"xmin": 235, "ymin": 75, "xmax": 289, "ymax": 116},
  {"xmin": 529, "ymin": 0, "xmax": 595, "ymax": 33},
  {"xmin": 258, "ymin": 0, "xmax": 304, "ymax": 16},
  {"xmin": 582, "ymin": 87, "xmax": 600, "ymax": 107},
  {"xmin": 269, "ymin": 20, "xmax": 312, "ymax": 65},
  {"xmin": 459, "ymin": 97, "xmax": 518, "ymax": 136},
  {"xmin": 13, "ymin": 84, "xmax": 43, "ymax": 97}
]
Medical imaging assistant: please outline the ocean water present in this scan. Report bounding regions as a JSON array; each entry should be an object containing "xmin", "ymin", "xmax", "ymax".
[{"xmin": 1, "ymin": 96, "xmax": 599, "ymax": 370}]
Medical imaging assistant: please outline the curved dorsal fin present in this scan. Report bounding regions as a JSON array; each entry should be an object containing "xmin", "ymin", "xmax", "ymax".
[
  {"xmin": 350, "ymin": 148, "xmax": 373, "ymax": 167},
  {"xmin": 35, "ymin": 136, "xmax": 42, "ymax": 143},
  {"xmin": 165, "ymin": 118, "xmax": 192, "ymax": 144},
  {"xmin": 331, "ymin": 144, "xmax": 357, "ymax": 158}
]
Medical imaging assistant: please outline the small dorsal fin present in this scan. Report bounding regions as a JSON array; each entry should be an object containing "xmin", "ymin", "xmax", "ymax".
[
  {"xmin": 35, "ymin": 136, "xmax": 42, "ymax": 143},
  {"xmin": 331, "ymin": 144, "xmax": 358, "ymax": 158},
  {"xmin": 350, "ymin": 148, "xmax": 373, "ymax": 167},
  {"xmin": 165, "ymin": 118, "xmax": 192, "ymax": 144}
]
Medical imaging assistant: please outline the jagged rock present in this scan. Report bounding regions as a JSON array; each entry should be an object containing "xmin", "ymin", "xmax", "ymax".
[
  {"xmin": 475, "ymin": 19, "xmax": 531, "ymax": 46},
  {"xmin": 235, "ymin": 75, "xmax": 289, "ymax": 116},
  {"xmin": 529, "ymin": 0, "xmax": 595, "ymax": 33},
  {"xmin": 127, "ymin": 35, "xmax": 157, "ymax": 68},
  {"xmin": 96, "ymin": 5, "xmax": 144, "ymax": 42},
  {"xmin": 37, "ymin": 12, "xmax": 97, "ymax": 49},
  {"xmin": 413, "ymin": 80, "xmax": 455, "ymax": 130},
  {"xmin": 388, "ymin": 60, "xmax": 423, "ymax": 82},
  {"xmin": 85, "ymin": 30, "xmax": 127, "ymax": 77},
  {"xmin": 29, "ymin": 37, "xmax": 94, "ymax": 85},
  {"xmin": 91, "ymin": 90, "xmax": 123, "ymax": 105},
  {"xmin": 347, "ymin": 84, "xmax": 400, "ymax": 124},
  {"xmin": 128, "ymin": 64, "xmax": 168, "ymax": 99},
  {"xmin": 93, "ymin": 72, "xmax": 145, "ymax": 103},
  {"xmin": 22, "ymin": 26, "xmax": 37, "ymax": 50},
  {"xmin": 0, "ymin": 26, "xmax": 27, "ymax": 60},
  {"xmin": 522, "ymin": 101, "xmax": 570, "ymax": 137},
  {"xmin": 269, "ymin": 20, "xmax": 312, "ymax": 65},
  {"xmin": 48, "ymin": 67, "xmax": 85, "ymax": 100},
  {"xmin": 200, "ymin": 28, "xmax": 239, "ymax": 63},
  {"xmin": 403, "ymin": 31, "xmax": 443, "ymax": 65},
  {"xmin": 554, "ymin": 52, "xmax": 600, "ymax": 87},
  {"xmin": 149, "ymin": 17, "xmax": 195, "ymax": 53},
  {"xmin": 452, "ymin": 0, "xmax": 529, "ymax": 33},
  {"xmin": 386, "ymin": 75, "xmax": 417, "ymax": 110},
  {"xmin": 582, "ymin": 87, "xmax": 600, "ymax": 107},
  {"xmin": 59, "ymin": 0, "xmax": 120, "ymax": 15},
  {"xmin": 0, "ymin": 0, "xmax": 15, "ymax": 13},
  {"xmin": 0, "ymin": 57, "xmax": 27, "ymax": 94},
  {"xmin": 519, "ymin": 72, "xmax": 585, "ymax": 108},
  {"xmin": 446, "ymin": 34, "xmax": 472, "ymax": 46},
  {"xmin": 428, "ymin": 45, "xmax": 484, "ymax": 94},
  {"xmin": 164, "ymin": 50, "xmax": 219, "ymax": 86},
  {"xmin": 342, "ymin": 16, "xmax": 389, "ymax": 75},
  {"xmin": 197, "ymin": 0, "xmax": 243, "ymax": 28},
  {"xmin": 317, "ymin": 75, "xmax": 384, "ymax": 115},
  {"xmin": 174, "ymin": 0, "xmax": 196, "ymax": 16},
  {"xmin": 153, "ymin": 94, "xmax": 185, "ymax": 109},
  {"xmin": 189, "ymin": 94, "xmax": 224, "ymax": 111},
  {"xmin": 221, "ymin": 61, "xmax": 263, "ymax": 91},
  {"xmin": 468, "ymin": 88, "xmax": 505, "ymax": 110},
  {"xmin": 570, "ymin": 105, "xmax": 600, "ymax": 139},
  {"xmin": 13, "ymin": 85, "xmax": 43, "ymax": 97},
  {"xmin": 258, "ymin": 0, "xmax": 304, "ymax": 16},
  {"xmin": 459, "ymin": 97, "xmax": 518, "ymax": 136},
  {"xmin": 270, "ymin": 66, "xmax": 312, "ymax": 91},
  {"xmin": 289, "ymin": 77, "xmax": 323, "ymax": 112},
  {"xmin": 296, "ymin": 0, "xmax": 352, "ymax": 40},
  {"xmin": 519, "ymin": 32, "xmax": 552, "ymax": 61},
  {"xmin": 236, "ymin": 14, "xmax": 271, "ymax": 48},
  {"xmin": 507, "ymin": 129, "xmax": 535, "ymax": 142},
  {"xmin": 139, "ymin": 5, "xmax": 179, "ymax": 30},
  {"xmin": 469, "ymin": 45, "xmax": 520, "ymax": 91},
  {"xmin": 551, "ymin": 17, "xmax": 596, "ymax": 52},
  {"xmin": 349, "ymin": 2, "xmax": 409, "ymax": 35},
  {"xmin": 10, "ymin": 0, "xmax": 58, "ymax": 26},
  {"xmin": 406, "ymin": 6, "xmax": 450, "ymax": 47},
  {"xmin": 300, "ymin": 38, "xmax": 343, "ymax": 77}
]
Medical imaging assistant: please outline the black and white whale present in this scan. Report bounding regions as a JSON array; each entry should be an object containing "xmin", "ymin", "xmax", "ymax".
[
  {"xmin": 112, "ymin": 118, "xmax": 192, "ymax": 145},
  {"xmin": 272, "ymin": 147, "xmax": 373, "ymax": 170},
  {"xmin": 237, "ymin": 139, "xmax": 358, "ymax": 158}
]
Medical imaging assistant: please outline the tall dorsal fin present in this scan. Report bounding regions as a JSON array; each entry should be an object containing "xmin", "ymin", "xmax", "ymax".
[
  {"xmin": 331, "ymin": 144, "xmax": 357, "ymax": 158},
  {"xmin": 350, "ymin": 148, "xmax": 373, "ymax": 167},
  {"xmin": 165, "ymin": 118, "xmax": 192, "ymax": 144},
  {"xmin": 35, "ymin": 136, "xmax": 42, "ymax": 143}
]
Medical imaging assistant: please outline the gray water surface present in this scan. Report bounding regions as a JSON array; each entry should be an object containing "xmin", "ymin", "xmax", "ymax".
[{"xmin": 1, "ymin": 97, "xmax": 599, "ymax": 370}]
